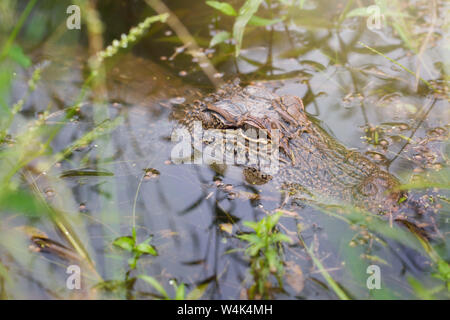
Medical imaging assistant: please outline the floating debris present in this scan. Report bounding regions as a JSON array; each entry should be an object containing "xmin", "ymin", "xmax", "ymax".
[
  {"xmin": 379, "ymin": 139, "xmax": 389, "ymax": 147},
  {"xmin": 285, "ymin": 261, "xmax": 304, "ymax": 293},
  {"xmin": 59, "ymin": 168, "xmax": 114, "ymax": 178},
  {"xmin": 219, "ymin": 223, "xmax": 233, "ymax": 235},
  {"xmin": 79, "ymin": 203, "xmax": 87, "ymax": 212},
  {"xmin": 44, "ymin": 187, "xmax": 55, "ymax": 198},
  {"xmin": 365, "ymin": 151, "xmax": 387, "ymax": 162},
  {"xmin": 143, "ymin": 168, "xmax": 160, "ymax": 181}
]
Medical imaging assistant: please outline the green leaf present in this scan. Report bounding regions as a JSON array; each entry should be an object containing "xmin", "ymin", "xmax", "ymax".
[
  {"xmin": 242, "ymin": 221, "xmax": 259, "ymax": 231},
  {"xmin": 136, "ymin": 243, "xmax": 158, "ymax": 256},
  {"xmin": 272, "ymin": 233, "xmax": 292, "ymax": 244},
  {"xmin": 247, "ymin": 243, "xmax": 264, "ymax": 256},
  {"xmin": 0, "ymin": 188, "xmax": 48, "ymax": 217},
  {"xmin": 437, "ymin": 260, "xmax": 450, "ymax": 281},
  {"xmin": 7, "ymin": 45, "xmax": 31, "ymax": 68},
  {"xmin": 266, "ymin": 212, "xmax": 282, "ymax": 229},
  {"xmin": 113, "ymin": 236, "xmax": 135, "ymax": 252},
  {"xmin": 175, "ymin": 283, "xmax": 186, "ymax": 300},
  {"xmin": 138, "ymin": 275, "xmax": 169, "ymax": 299},
  {"xmin": 186, "ymin": 282, "xmax": 209, "ymax": 300},
  {"xmin": 248, "ymin": 16, "xmax": 282, "ymax": 27},
  {"xmin": 206, "ymin": 1, "xmax": 237, "ymax": 16},
  {"xmin": 233, "ymin": 0, "xmax": 264, "ymax": 57},
  {"xmin": 237, "ymin": 233, "xmax": 261, "ymax": 245},
  {"xmin": 408, "ymin": 277, "xmax": 434, "ymax": 300},
  {"xmin": 345, "ymin": 7, "xmax": 371, "ymax": 18},
  {"xmin": 209, "ymin": 31, "xmax": 231, "ymax": 47}
]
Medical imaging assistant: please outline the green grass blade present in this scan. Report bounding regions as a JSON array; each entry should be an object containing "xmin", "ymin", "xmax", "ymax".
[
  {"xmin": 233, "ymin": 0, "xmax": 263, "ymax": 57},
  {"xmin": 358, "ymin": 41, "xmax": 436, "ymax": 92},
  {"xmin": 298, "ymin": 232, "xmax": 350, "ymax": 300}
]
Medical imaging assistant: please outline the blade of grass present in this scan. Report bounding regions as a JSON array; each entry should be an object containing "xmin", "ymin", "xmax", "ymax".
[
  {"xmin": 0, "ymin": 0, "xmax": 37, "ymax": 62},
  {"xmin": 24, "ymin": 171, "xmax": 102, "ymax": 281},
  {"xmin": 138, "ymin": 275, "xmax": 169, "ymax": 299},
  {"xmin": 358, "ymin": 41, "xmax": 436, "ymax": 92},
  {"xmin": 298, "ymin": 230, "xmax": 350, "ymax": 300},
  {"xmin": 186, "ymin": 282, "xmax": 209, "ymax": 300}
]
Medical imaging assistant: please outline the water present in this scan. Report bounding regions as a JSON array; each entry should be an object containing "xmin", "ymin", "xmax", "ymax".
[{"xmin": 0, "ymin": 0, "xmax": 449, "ymax": 299}]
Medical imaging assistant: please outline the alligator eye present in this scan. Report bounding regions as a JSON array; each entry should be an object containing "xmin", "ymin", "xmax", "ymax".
[{"xmin": 358, "ymin": 182, "xmax": 378, "ymax": 196}]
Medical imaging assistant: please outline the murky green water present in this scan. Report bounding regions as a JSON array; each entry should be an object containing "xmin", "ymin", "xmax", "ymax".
[{"xmin": 0, "ymin": 0, "xmax": 449, "ymax": 299}]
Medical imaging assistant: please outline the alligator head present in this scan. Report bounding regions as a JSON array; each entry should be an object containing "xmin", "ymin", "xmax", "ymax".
[{"xmin": 176, "ymin": 81, "xmax": 406, "ymax": 214}]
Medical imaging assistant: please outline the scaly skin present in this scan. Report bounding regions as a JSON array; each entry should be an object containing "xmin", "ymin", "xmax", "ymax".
[{"xmin": 176, "ymin": 81, "xmax": 406, "ymax": 214}]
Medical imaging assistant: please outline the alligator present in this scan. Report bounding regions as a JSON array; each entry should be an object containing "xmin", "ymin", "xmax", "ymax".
[{"xmin": 175, "ymin": 81, "xmax": 410, "ymax": 216}]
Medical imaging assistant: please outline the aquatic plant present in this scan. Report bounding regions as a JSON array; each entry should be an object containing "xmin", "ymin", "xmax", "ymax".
[{"xmin": 237, "ymin": 211, "xmax": 292, "ymax": 299}]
